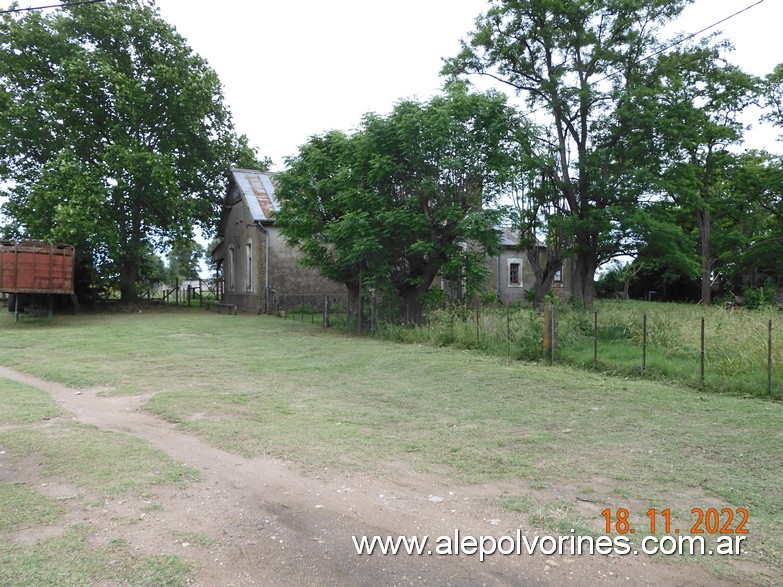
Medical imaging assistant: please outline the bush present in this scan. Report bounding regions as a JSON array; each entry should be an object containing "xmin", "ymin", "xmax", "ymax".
[{"xmin": 742, "ymin": 281, "xmax": 777, "ymax": 310}]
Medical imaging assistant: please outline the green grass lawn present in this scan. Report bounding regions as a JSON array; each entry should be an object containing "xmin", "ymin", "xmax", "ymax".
[
  {"xmin": 1, "ymin": 307, "xmax": 781, "ymax": 584},
  {"xmin": 0, "ymin": 376, "xmax": 198, "ymax": 586}
]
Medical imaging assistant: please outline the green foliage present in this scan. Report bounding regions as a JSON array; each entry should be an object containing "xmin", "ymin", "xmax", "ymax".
[
  {"xmin": 721, "ymin": 152, "xmax": 783, "ymax": 289},
  {"xmin": 139, "ymin": 246, "xmax": 168, "ymax": 291},
  {"xmin": 638, "ymin": 42, "xmax": 760, "ymax": 305},
  {"xmin": 0, "ymin": 0, "xmax": 262, "ymax": 301},
  {"xmin": 742, "ymin": 280, "xmax": 777, "ymax": 310},
  {"xmin": 275, "ymin": 84, "xmax": 529, "ymax": 317},
  {"xmin": 444, "ymin": 0, "xmax": 694, "ymax": 305},
  {"xmin": 595, "ymin": 262, "xmax": 625, "ymax": 299},
  {"xmin": 763, "ymin": 62, "xmax": 783, "ymax": 136},
  {"xmin": 166, "ymin": 239, "xmax": 204, "ymax": 284}
]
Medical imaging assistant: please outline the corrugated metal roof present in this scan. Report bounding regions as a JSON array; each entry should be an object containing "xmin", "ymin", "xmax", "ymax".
[
  {"xmin": 231, "ymin": 168, "xmax": 279, "ymax": 222},
  {"xmin": 499, "ymin": 227, "xmax": 520, "ymax": 247},
  {"xmin": 497, "ymin": 227, "xmax": 546, "ymax": 248}
]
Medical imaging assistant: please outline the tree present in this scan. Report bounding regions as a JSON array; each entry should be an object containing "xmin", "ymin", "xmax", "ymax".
[
  {"xmin": 443, "ymin": 0, "xmax": 692, "ymax": 306},
  {"xmin": 763, "ymin": 63, "xmax": 783, "ymax": 136},
  {"xmin": 643, "ymin": 44, "xmax": 758, "ymax": 305},
  {"xmin": 508, "ymin": 168, "xmax": 568, "ymax": 307},
  {"xmin": 0, "ymin": 0, "xmax": 263, "ymax": 302},
  {"xmin": 621, "ymin": 202, "xmax": 700, "ymax": 298},
  {"xmin": 715, "ymin": 151, "xmax": 783, "ymax": 290},
  {"xmin": 139, "ymin": 246, "xmax": 168, "ymax": 293},
  {"xmin": 275, "ymin": 85, "xmax": 531, "ymax": 320},
  {"xmin": 167, "ymin": 239, "xmax": 204, "ymax": 284}
]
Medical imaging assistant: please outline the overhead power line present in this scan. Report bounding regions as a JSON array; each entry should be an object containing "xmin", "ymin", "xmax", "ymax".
[
  {"xmin": 563, "ymin": 0, "xmax": 769, "ymax": 100},
  {"xmin": 483, "ymin": 0, "xmax": 768, "ymax": 120},
  {"xmin": 621, "ymin": 0, "xmax": 767, "ymax": 72},
  {"xmin": 0, "ymin": 0, "xmax": 108, "ymax": 15}
]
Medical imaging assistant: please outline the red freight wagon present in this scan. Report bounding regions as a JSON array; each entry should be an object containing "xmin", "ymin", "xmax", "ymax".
[
  {"xmin": 0, "ymin": 240, "xmax": 76, "ymax": 319},
  {"xmin": 0, "ymin": 240, "xmax": 75, "ymax": 294}
]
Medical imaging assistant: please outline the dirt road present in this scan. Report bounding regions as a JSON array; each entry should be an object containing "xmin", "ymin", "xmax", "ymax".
[{"xmin": 0, "ymin": 366, "xmax": 733, "ymax": 586}]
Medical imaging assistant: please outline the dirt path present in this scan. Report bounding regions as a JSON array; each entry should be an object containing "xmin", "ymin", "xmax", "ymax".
[{"xmin": 0, "ymin": 366, "xmax": 735, "ymax": 586}]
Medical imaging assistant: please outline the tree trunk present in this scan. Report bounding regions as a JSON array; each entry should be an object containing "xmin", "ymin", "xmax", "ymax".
[
  {"xmin": 400, "ymin": 289, "xmax": 424, "ymax": 325},
  {"xmin": 120, "ymin": 200, "xmax": 145, "ymax": 304},
  {"xmin": 119, "ymin": 256, "xmax": 139, "ymax": 303},
  {"xmin": 570, "ymin": 238, "xmax": 598, "ymax": 307},
  {"xmin": 526, "ymin": 246, "xmax": 561, "ymax": 309},
  {"xmin": 344, "ymin": 282, "xmax": 361, "ymax": 321}
]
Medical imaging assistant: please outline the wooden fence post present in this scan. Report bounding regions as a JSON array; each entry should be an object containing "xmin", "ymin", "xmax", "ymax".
[{"xmin": 550, "ymin": 303, "xmax": 556, "ymax": 363}]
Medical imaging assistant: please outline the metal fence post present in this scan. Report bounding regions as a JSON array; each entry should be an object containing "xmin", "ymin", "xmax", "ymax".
[
  {"xmin": 701, "ymin": 317, "xmax": 705, "ymax": 384},
  {"xmin": 550, "ymin": 303, "xmax": 556, "ymax": 363},
  {"xmin": 506, "ymin": 303, "xmax": 511, "ymax": 360},
  {"xmin": 642, "ymin": 313, "xmax": 647, "ymax": 376},
  {"xmin": 769, "ymin": 319, "xmax": 773, "ymax": 394},
  {"xmin": 475, "ymin": 298, "xmax": 480, "ymax": 346},
  {"xmin": 370, "ymin": 288, "xmax": 378, "ymax": 335},
  {"xmin": 543, "ymin": 303, "xmax": 556, "ymax": 363}
]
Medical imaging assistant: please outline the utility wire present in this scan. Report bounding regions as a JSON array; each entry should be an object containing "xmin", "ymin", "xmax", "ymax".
[
  {"xmin": 1, "ymin": 0, "xmax": 108, "ymax": 15},
  {"xmin": 479, "ymin": 0, "xmax": 767, "ymax": 119},
  {"xmin": 594, "ymin": 0, "xmax": 767, "ymax": 87}
]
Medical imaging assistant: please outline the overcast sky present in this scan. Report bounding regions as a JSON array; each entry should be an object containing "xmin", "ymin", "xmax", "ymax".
[{"xmin": 151, "ymin": 0, "xmax": 783, "ymax": 170}]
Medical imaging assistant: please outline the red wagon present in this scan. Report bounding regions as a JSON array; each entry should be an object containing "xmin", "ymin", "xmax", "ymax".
[{"xmin": 0, "ymin": 240, "xmax": 77, "ymax": 320}]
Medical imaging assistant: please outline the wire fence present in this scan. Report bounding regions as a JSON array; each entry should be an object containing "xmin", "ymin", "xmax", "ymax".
[{"xmin": 270, "ymin": 293, "xmax": 782, "ymax": 399}]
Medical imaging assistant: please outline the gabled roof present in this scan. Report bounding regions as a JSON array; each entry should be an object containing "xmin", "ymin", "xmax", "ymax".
[
  {"xmin": 497, "ymin": 226, "xmax": 546, "ymax": 249},
  {"xmin": 229, "ymin": 168, "xmax": 279, "ymax": 222},
  {"xmin": 498, "ymin": 227, "xmax": 520, "ymax": 247}
]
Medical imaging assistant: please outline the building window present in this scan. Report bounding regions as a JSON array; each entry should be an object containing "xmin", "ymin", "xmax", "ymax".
[
  {"xmin": 506, "ymin": 258, "xmax": 523, "ymax": 288},
  {"xmin": 245, "ymin": 241, "xmax": 253, "ymax": 292},
  {"xmin": 509, "ymin": 262, "xmax": 520, "ymax": 284},
  {"xmin": 554, "ymin": 269, "xmax": 562, "ymax": 283},
  {"xmin": 508, "ymin": 259, "xmax": 523, "ymax": 288},
  {"xmin": 228, "ymin": 245, "xmax": 236, "ymax": 292}
]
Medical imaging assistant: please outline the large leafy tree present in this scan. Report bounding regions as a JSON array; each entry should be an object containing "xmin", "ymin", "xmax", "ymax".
[
  {"xmin": 764, "ymin": 63, "xmax": 783, "ymax": 136},
  {"xmin": 508, "ymin": 167, "xmax": 568, "ymax": 307},
  {"xmin": 0, "ymin": 0, "xmax": 263, "ymax": 302},
  {"xmin": 443, "ymin": 0, "xmax": 692, "ymax": 306},
  {"xmin": 167, "ymin": 238, "xmax": 204, "ymax": 284},
  {"xmin": 275, "ymin": 85, "xmax": 531, "ymax": 320},
  {"xmin": 715, "ymin": 151, "xmax": 783, "ymax": 291},
  {"xmin": 643, "ymin": 44, "xmax": 758, "ymax": 305},
  {"xmin": 620, "ymin": 202, "xmax": 700, "ymax": 298}
]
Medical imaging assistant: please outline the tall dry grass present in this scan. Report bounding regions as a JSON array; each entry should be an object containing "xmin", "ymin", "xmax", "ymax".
[{"xmin": 375, "ymin": 300, "xmax": 783, "ymax": 398}]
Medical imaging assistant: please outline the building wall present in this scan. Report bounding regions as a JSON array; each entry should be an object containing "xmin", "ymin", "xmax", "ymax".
[
  {"xmin": 219, "ymin": 203, "xmax": 346, "ymax": 312},
  {"xmin": 486, "ymin": 248, "xmax": 571, "ymax": 303},
  {"xmin": 221, "ymin": 189, "xmax": 264, "ymax": 312},
  {"xmin": 266, "ymin": 227, "xmax": 346, "ymax": 299}
]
